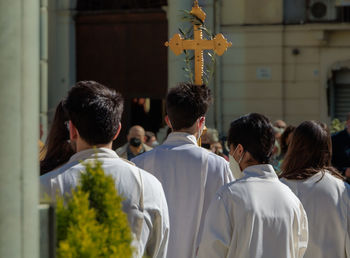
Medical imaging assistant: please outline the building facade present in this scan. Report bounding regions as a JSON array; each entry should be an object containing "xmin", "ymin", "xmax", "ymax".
[
  {"xmin": 218, "ymin": 0, "xmax": 350, "ymax": 131},
  {"xmin": 44, "ymin": 0, "xmax": 350, "ymax": 137}
]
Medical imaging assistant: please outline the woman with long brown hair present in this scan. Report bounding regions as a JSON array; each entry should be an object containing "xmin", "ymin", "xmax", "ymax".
[
  {"xmin": 280, "ymin": 121, "xmax": 350, "ymax": 258},
  {"xmin": 40, "ymin": 100, "xmax": 75, "ymax": 175}
]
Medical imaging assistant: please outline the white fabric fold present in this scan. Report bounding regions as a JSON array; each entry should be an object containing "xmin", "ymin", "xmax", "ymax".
[
  {"xmin": 132, "ymin": 132, "xmax": 234, "ymax": 258},
  {"xmin": 198, "ymin": 164, "xmax": 308, "ymax": 258},
  {"xmin": 40, "ymin": 147, "xmax": 170, "ymax": 258}
]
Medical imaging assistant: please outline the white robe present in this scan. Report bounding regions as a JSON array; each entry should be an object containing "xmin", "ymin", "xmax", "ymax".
[
  {"xmin": 40, "ymin": 148, "xmax": 169, "ymax": 258},
  {"xmin": 131, "ymin": 132, "xmax": 234, "ymax": 258},
  {"xmin": 197, "ymin": 164, "xmax": 308, "ymax": 258},
  {"xmin": 281, "ymin": 171, "xmax": 350, "ymax": 258}
]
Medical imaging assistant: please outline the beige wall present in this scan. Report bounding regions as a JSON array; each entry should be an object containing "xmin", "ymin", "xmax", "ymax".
[
  {"xmin": 221, "ymin": 23, "xmax": 350, "ymax": 129},
  {"xmin": 222, "ymin": 0, "xmax": 282, "ymax": 25}
]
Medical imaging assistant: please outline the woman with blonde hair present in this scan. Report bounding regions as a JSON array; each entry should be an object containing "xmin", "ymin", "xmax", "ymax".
[{"xmin": 280, "ymin": 120, "xmax": 350, "ymax": 258}]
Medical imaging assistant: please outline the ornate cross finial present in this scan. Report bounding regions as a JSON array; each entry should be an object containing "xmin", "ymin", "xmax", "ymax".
[{"xmin": 165, "ymin": 0, "xmax": 232, "ymax": 85}]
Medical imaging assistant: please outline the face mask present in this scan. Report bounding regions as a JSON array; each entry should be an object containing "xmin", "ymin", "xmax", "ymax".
[
  {"xmin": 129, "ymin": 137, "xmax": 141, "ymax": 147},
  {"xmin": 229, "ymin": 147, "xmax": 244, "ymax": 180}
]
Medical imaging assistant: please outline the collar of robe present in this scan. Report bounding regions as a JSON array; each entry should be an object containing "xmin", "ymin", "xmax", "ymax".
[
  {"xmin": 164, "ymin": 132, "xmax": 198, "ymax": 146},
  {"xmin": 68, "ymin": 147, "xmax": 118, "ymax": 163},
  {"xmin": 242, "ymin": 164, "xmax": 278, "ymax": 180}
]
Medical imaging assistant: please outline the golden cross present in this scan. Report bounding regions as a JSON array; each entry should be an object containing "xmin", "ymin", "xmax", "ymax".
[{"xmin": 165, "ymin": 0, "xmax": 232, "ymax": 85}]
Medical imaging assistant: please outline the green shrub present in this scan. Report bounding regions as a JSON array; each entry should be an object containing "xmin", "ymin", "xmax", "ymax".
[
  {"xmin": 330, "ymin": 118, "xmax": 346, "ymax": 134},
  {"xmin": 56, "ymin": 158, "xmax": 134, "ymax": 258}
]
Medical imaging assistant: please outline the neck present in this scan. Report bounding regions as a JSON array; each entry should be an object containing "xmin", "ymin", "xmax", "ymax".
[
  {"xmin": 241, "ymin": 153, "xmax": 259, "ymax": 170},
  {"xmin": 173, "ymin": 125, "xmax": 197, "ymax": 136},
  {"xmin": 76, "ymin": 138, "xmax": 113, "ymax": 152}
]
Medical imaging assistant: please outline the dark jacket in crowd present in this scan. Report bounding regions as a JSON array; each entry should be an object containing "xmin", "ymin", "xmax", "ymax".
[{"xmin": 331, "ymin": 129, "xmax": 350, "ymax": 174}]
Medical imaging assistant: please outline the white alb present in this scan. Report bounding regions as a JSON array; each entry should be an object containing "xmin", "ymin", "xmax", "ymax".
[
  {"xmin": 132, "ymin": 132, "xmax": 234, "ymax": 258},
  {"xmin": 197, "ymin": 164, "xmax": 308, "ymax": 258},
  {"xmin": 281, "ymin": 171, "xmax": 350, "ymax": 258},
  {"xmin": 40, "ymin": 148, "xmax": 169, "ymax": 258}
]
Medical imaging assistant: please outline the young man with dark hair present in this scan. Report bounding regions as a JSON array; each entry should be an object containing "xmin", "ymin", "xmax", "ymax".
[
  {"xmin": 40, "ymin": 81, "xmax": 169, "ymax": 258},
  {"xmin": 197, "ymin": 113, "xmax": 308, "ymax": 258},
  {"xmin": 132, "ymin": 83, "xmax": 234, "ymax": 258}
]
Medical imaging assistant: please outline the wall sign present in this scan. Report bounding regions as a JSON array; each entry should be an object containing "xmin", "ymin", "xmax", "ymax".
[{"xmin": 256, "ymin": 67, "xmax": 272, "ymax": 80}]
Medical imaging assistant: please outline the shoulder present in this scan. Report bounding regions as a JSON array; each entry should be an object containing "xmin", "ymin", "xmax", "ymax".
[
  {"xmin": 57, "ymin": 156, "xmax": 138, "ymax": 182},
  {"xmin": 279, "ymin": 177, "xmax": 295, "ymax": 190},
  {"xmin": 105, "ymin": 157, "xmax": 161, "ymax": 189},
  {"xmin": 323, "ymin": 171, "xmax": 350, "ymax": 192},
  {"xmin": 131, "ymin": 148, "xmax": 156, "ymax": 165},
  {"xmin": 116, "ymin": 143, "xmax": 128, "ymax": 155},
  {"xmin": 207, "ymin": 150, "xmax": 229, "ymax": 164},
  {"xmin": 120, "ymin": 157, "xmax": 136, "ymax": 166},
  {"xmin": 332, "ymin": 129, "xmax": 347, "ymax": 141},
  {"xmin": 143, "ymin": 143, "xmax": 153, "ymax": 152},
  {"xmin": 40, "ymin": 161, "xmax": 78, "ymax": 185},
  {"xmin": 215, "ymin": 180, "xmax": 242, "ymax": 201}
]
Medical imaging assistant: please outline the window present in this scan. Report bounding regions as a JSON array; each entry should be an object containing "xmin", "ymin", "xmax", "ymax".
[
  {"xmin": 337, "ymin": 6, "xmax": 350, "ymax": 22},
  {"xmin": 329, "ymin": 69, "xmax": 350, "ymax": 121}
]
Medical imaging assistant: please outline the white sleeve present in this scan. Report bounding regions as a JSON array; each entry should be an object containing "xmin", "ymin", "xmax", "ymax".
[
  {"xmin": 197, "ymin": 193, "xmax": 232, "ymax": 258},
  {"xmin": 224, "ymin": 161, "xmax": 234, "ymax": 183},
  {"xmin": 295, "ymin": 203, "xmax": 308, "ymax": 258},
  {"xmin": 345, "ymin": 186, "xmax": 350, "ymax": 258},
  {"xmin": 145, "ymin": 185, "xmax": 170, "ymax": 258}
]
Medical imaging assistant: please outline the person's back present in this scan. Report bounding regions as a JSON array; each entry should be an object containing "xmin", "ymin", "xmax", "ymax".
[
  {"xmin": 50, "ymin": 148, "xmax": 169, "ymax": 257},
  {"xmin": 197, "ymin": 113, "xmax": 308, "ymax": 258},
  {"xmin": 281, "ymin": 121, "xmax": 350, "ymax": 258},
  {"xmin": 212, "ymin": 164, "xmax": 307, "ymax": 258},
  {"xmin": 40, "ymin": 81, "xmax": 169, "ymax": 258},
  {"xmin": 281, "ymin": 172, "xmax": 350, "ymax": 258},
  {"xmin": 132, "ymin": 83, "xmax": 233, "ymax": 258},
  {"xmin": 133, "ymin": 132, "xmax": 231, "ymax": 258}
]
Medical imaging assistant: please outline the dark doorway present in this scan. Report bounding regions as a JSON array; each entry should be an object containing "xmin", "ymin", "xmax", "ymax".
[{"xmin": 76, "ymin": 8, "xmax": 168, "ymax": 147}]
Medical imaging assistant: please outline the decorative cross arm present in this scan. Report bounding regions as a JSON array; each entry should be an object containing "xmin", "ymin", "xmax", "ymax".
[
  {"xmin": 165, "ymin": 0, "xmax": 232, "ymax": 85},
  {"xmin": 165, "ymin": 33, "xmax": 232, "ymax": 57}
]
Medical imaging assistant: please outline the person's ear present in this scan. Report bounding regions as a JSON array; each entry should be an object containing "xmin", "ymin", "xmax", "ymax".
[
  {"xmin": 236, "ymin": 144, "xmax": 244, "ymax": 156},
  {"xmin": 198, "ymin": 116, "xmax": 205, "ymax": 129},
  {"xmin": 165, "ymin": 115, "xmax": 172, "ymax": 129},
  {"xmin": 230, "ymin": 143, "xmax": 244, "ymax": 157},
  {"xmin": 69, "ymin": 121, "xmax": 79, "ymax": 141},
  {"xmin": 112, "ymin": 122, "xmax": 122, "ymax": 141}
]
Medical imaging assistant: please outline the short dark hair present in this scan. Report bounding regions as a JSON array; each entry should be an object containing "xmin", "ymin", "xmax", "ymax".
[
  {"xmin": 64, "ymin": 81, "xmax": 124, "ymax": 145},
  {"xmin": 166, "ymin": 83, "xmax": 212, "ymax": 130},
  {"xmin": 228, "ymin": 113, "xmax": 275, "ymax": 164}
]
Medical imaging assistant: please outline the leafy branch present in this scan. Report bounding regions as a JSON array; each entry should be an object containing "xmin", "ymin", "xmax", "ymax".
[{"xmin": 178, "ymin": 10, "xmax": 217, "ymax": 85}]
